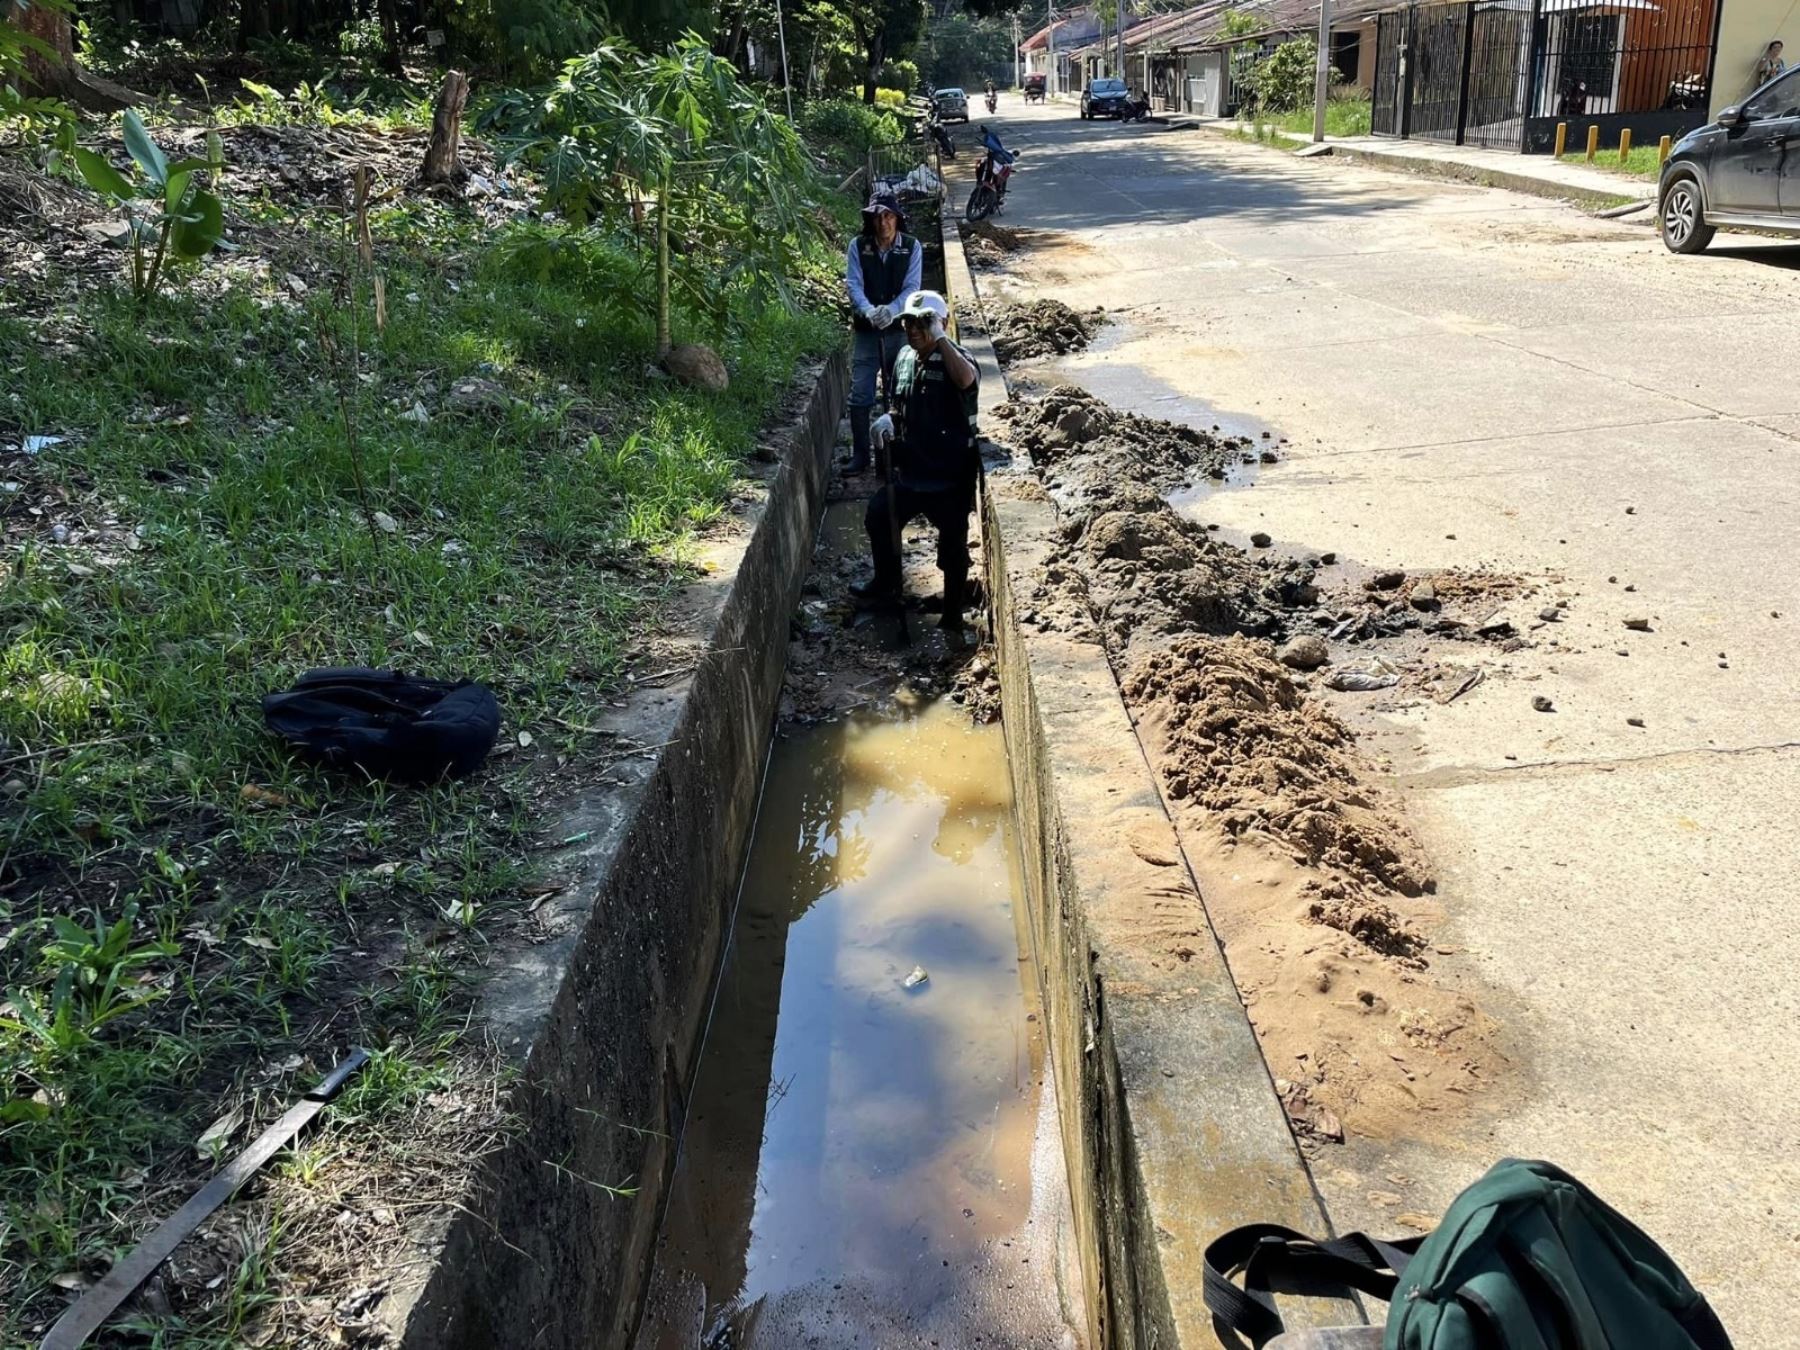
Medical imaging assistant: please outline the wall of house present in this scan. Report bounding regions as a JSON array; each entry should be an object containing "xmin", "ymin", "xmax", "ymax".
[
  {"xmin": 1340, "ymin": 19, "xmax": 1379, "ymax": 92},
  {"xmin": 1713, "ymin": 0, "xmax": 1800, "ymax": 113}
]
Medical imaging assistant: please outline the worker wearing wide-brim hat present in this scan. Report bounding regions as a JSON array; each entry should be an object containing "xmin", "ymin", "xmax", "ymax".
[{"xmin": 844, "ymin": 193, "xmax": 922, "ymax": 474}]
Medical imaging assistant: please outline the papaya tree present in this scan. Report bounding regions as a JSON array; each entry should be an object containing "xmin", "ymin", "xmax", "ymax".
[{"xmin": 508, "ymin": 35, "xmax": 825, "ymax": 356}]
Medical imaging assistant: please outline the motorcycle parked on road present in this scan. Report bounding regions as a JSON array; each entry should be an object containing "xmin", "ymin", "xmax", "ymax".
[
  {"xmin": 921, "ymin": 110, "xmax": 957, "ymax": 159},
  {"xmin": 966, "ymin": 128, "xmax": 1019, "ymax": 221}
]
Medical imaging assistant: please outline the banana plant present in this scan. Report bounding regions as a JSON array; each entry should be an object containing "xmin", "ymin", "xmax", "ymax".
[{"xmin": 74, "ymin": 109, "xmax": 227, "ymax": 303}]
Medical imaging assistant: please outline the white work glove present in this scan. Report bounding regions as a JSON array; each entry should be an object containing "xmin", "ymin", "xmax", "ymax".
[
  {"xmin": 870, "ymin": 413, "xmax": 895, "ymax": 449},
  {"xmin": 870, "ymin": 303, "xmax": 895, "ymax": 329},
  {"xmin": 927, "ymin": 314, "xmax": 947, "ymax": 343}
]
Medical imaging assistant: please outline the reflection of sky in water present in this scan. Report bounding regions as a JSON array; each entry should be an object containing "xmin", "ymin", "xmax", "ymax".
[{"xmin": 643, "ymin": 699, "xmax": 1059, "ymax": 1342}]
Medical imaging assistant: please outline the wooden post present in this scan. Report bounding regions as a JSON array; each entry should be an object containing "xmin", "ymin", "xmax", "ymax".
[
  {"xmin": 1553, "ymin": 121, "xmax": 1568, "ymax": 157},
  {"xmin": 1618, "ymin": 128, "xmax": 1632, "ymax": 161},
  {"xmin": 422, "ymin": 70, "xmax": 470, "ymax": 183},
  {"xmin": 1658, "ymin": 133, "xmax": 1672, "ymax": 165},
  {"xmin": 1585, "ymin": 124, "xmax": 1599, "ymax": 161}
]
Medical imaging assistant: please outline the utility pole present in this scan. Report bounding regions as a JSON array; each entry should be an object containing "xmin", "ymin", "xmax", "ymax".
[
  {"xmin": 1047, "ymin": 0, "xmax": 1057, "ymax": 97},
  {"xmin": 1013, "ymin": 10, "xmax": 1022, "ymax": 89},
  {"xmin": 1116, "ymin": 0, "xmax": 1127, "ymax": 78},
  {"xmin": 1312, "ymin": 0, "xmax": 1332, "ymax": 141}
]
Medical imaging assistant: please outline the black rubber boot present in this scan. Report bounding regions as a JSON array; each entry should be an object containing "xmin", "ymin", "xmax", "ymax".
[{"xmin": 845, "ymin": 406, "xmax": 872, "ymax": 474}]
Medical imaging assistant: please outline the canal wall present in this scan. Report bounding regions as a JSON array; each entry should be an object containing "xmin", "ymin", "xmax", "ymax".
[{"xmin": 390, "ymin": 352, "xmax": 848, "ymax": 1349}]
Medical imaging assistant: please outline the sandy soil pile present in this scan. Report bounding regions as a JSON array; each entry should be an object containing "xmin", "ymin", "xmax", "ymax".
[
  {"xmin": 1120, "ymin": 634, "xmax": 1505, "ymax": 1145},
  {"xmin": 989, "ymin": 300, "xmax": 1104, "ymax": 361}
]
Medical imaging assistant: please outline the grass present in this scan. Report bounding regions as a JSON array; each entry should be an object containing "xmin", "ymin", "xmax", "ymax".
[
  {"xmin": 1265, "ymin": 97, "xmax": 1373, "ymax": 139},
  {"xmin": 1558, "ymin": 144, "xmax": 1667, "ymax": 182},
  {"xmin": 0, "ymin": 124, "xmax": 839, "ymax": 1343}
]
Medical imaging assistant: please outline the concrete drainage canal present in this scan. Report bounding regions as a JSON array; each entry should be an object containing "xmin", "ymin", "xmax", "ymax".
[{"xmin": 632, "ymin": 496, "xmax": 1087, "ymax": 1350}]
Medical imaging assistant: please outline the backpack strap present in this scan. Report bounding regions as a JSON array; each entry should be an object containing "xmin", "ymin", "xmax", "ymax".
[{"xmin": 1204, "ymin": 1224, "xmax": 1424, "ymax": 1348}]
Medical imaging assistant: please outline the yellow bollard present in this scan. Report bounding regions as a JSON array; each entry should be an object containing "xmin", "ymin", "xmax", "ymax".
[
  {"xmin": 1585, "ymin": 125, "xmax": 1600, "ymax": 162},
  {"xmin": 1658, "ymin": 134, "xmax": 1672, "ymax": 165},
  {"xmin": 1554, "ymin": 121, "xmax": 1568, "ymax": 158},
  {"xmin": 1619, "ymin": 128, "xmax": 1632, "ymax": 162}
]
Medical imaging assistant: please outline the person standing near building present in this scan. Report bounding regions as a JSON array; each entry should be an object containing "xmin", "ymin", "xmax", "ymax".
[
  {"xmin": 1753, "ymin": 39, "xmax": 1786, "ymax": 91},
  {"xmin": 851, "ymin": 290, "xmax": 982, "ymax": 640},
  {"xmin": 844, "ymin": 194, "xmax": 922, "ymax": 475}
]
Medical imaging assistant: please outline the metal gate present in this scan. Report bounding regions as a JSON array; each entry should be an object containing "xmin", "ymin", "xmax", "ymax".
[
  {"xmin": 1407, "ymin": 2, "xmax": 1470, "ymax": 142},
  {"xmin": 1463, "ymin": 0, "xmax": 1533, "ymax": 149},
  {"xmin": 1371, "ymin": 9, "xmax": 1405, "ymax": 135},
  {"xmin": 1368, "ymin": 0, "xmax": 1718, "ymax": 152}
]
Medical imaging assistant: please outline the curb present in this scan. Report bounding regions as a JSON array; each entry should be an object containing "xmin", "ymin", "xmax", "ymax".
[{"xmin": 1166, "ymin": 116, "xmax": 1650, "ymax": 211}]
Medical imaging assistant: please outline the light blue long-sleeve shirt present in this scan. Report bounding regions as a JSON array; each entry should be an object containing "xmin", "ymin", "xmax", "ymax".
[{"xmin": 846, "ymin": 236, "xmax": 923, "ymax": 319}]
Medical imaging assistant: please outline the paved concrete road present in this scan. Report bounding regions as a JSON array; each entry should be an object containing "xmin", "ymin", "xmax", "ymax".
[{"xmin": 973, "ymin": 102, "xmax": 1800, "ymax": 1343}]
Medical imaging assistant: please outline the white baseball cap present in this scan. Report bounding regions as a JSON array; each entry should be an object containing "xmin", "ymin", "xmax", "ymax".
[{"xmin": 898, "ymin": 290, "xmax": 950, "ymax": 324}]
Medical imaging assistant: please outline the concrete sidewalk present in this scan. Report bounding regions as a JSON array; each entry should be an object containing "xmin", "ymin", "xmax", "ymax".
[{"xmin": 1159, "ymin": 112, "xmax": 1656, "ymax": 209}]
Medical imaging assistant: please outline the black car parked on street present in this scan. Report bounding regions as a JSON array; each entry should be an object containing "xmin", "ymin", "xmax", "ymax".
[
  {"xmin": 1081, "ymin": 77, "xmax": 1130, "ymax": 119},
  {"xmin": 1658, "ymin": 66, "xmax": 1800, "ymax": 253}
]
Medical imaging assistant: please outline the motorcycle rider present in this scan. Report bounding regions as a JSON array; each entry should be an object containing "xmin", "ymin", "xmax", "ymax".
[
  {"xmin": 851, "ymin": 290, "xmax": 982, "ymax": 639},
  {"xmin": 843, "ymin": 193, "xmax": 922, "ymax": 475},
  {"xmin": 984, "ymin": 77, "xmax": 998, "ymax": 111}
]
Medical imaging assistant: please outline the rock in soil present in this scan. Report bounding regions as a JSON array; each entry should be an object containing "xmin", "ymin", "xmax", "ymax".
[
  {"xmin": 661, "ymin": 344, "xmax": 729, "ymax": 393},
  {"xmin": 1278, "ymin": 634, "xmax": 1330, "ymax": 670},
  {"xmin": 988, "ymin": 299, "xmax": 1104, "ymax": 362},
  {"xmin": 1532, "ymin": 694, "xmax": 1555, "ymax": 712}
]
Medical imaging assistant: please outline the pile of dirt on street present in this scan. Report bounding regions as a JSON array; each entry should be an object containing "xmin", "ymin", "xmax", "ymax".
[
  {"xmin": 1028, "ymin": 481, "xmax": 1324, "ymax": 658},
  {"xmin": 1122, "ymin": 635, "xmax": 1430, "ymax": 898},
  {"xmin": 989, "ymin": 300, "xmax": 1104, "ymax": 361},
  {"xmin": 959, "ymin": 219, "xmax": 1023, "ymax": 268},
  {"xmin": 1120, "ymin": 634, "xmax": 1506, "ymax": 1146},
  {"xmin": 993, "ymin": 384, "xmax": 1254, "ymax": 518},
  {"xmin": 992, "ymin": 384, "xmax": 1510, "ymax": 1150}
]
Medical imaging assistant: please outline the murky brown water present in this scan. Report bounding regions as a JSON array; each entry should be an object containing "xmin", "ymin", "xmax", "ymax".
[{"xmin": 633, "ymin": 698, "xmax": 1085, "ymax": 1350}]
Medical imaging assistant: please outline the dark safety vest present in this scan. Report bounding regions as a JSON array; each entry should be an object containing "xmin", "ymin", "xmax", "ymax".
[
  {"xmin": 894, "ymin": 340, "xmax": 980, "ymax": 490},
  {"xmin": 852, "ymin": 234, "xmax": 918, "ymax": 330}
]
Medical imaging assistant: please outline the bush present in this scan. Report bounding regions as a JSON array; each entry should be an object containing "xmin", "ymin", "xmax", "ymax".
[
  {"xmin": 798, "ymin": 97, "xmax": 905, "ymax": 154},
  {"xmin": 874, "ymin": 87, "xmax": 907, "ymax": 109},
  {"xmin": 885, "ymin": 58, "xmax": 920, "ymax": 95},
  {"xmin": 1251, "ymin": 37, "xmax": 1318, "ymax": 113}
]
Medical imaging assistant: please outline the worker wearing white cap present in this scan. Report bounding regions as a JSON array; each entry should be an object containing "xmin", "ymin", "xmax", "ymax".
[{"xmin": 851, "ymin": 289, "xmax": 981, "ymax": 637}]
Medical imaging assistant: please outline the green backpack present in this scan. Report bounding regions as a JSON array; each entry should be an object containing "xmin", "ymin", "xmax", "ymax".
[{"xmin": 1203, "ymin": 1159, "xmax": 1733, "ymax": 1350}]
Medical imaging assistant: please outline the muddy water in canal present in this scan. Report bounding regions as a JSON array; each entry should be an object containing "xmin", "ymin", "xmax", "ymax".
[{"xmin": 634, "ymin": 699, "xmax": 1085, "ymax": 1350}]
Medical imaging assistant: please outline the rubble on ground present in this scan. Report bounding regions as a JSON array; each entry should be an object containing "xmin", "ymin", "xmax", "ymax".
[
  {"xmin": 988, "ymin": 300, "xmax": 1104, "ymax": 361},
  {"xmin": 993, "ymin": 384, "xmax": 1255, "ymax": 518}
]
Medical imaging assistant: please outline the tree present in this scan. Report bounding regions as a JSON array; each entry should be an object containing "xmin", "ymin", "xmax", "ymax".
[
  {"xmin": 4, "ymin": 0, "xmax": 139, "ymax": 109},
  {"xmin": 839, "ymin": 0, "xmax": 927, "ymax": 103},
  {"xmin": 918, "ymin": 10, "xmax": 1013, "ymax": 88},
  {"xmin": 511, "ymin": 37, "xmax": 826, "ymax": 355}
]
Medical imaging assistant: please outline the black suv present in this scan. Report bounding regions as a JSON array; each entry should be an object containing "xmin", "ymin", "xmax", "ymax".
[
  {"xmin": 1081, "ymin": 77, "xmax": 1130, "ymax": 119},
  {"xmin": 1658, "ymin": 66, "xmax": 1800, "ymax": 253}
]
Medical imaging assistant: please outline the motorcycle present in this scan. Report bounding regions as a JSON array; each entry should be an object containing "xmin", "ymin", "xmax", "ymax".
[
  {"xmin": 922, "ymin": 110, "xmax": 957, "ymax": 159},
  {"xmin": 985, "ymin": 89, "xmax": 998, "ymax": 113},
  {"xmin": 1119, "ymin": 91, "xmax": 1152, "ymax": 123},
  {"xmin": 965, "ymin": 134, "xmax": 1019, "ymax": 222}
]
